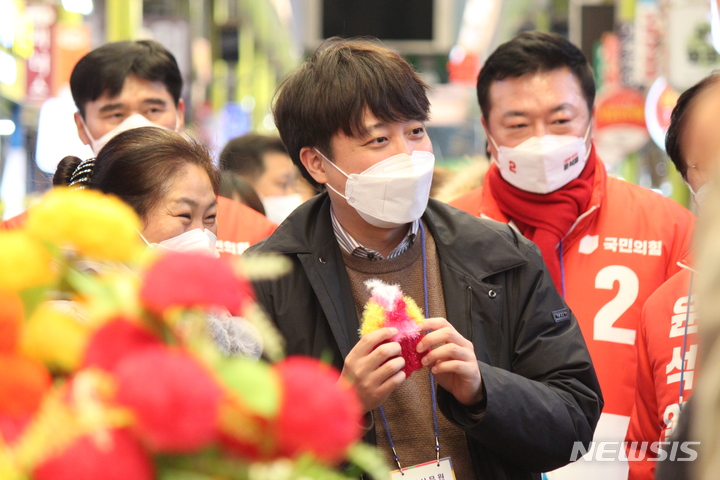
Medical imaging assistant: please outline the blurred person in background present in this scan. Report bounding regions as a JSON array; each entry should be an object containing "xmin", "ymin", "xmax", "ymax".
[
  {"xmin": 2, "ymin": 40, "xmax": 276, "ymax": 257},
  {"xmin": 218, "ymin": 172, "xmax": 266, "ymax": 215},
  {"xmin": 220, "ymin": 134, "xmax": 307, "ymax": 224},
  {"xmin": 625, "ymin": 73, "xmax": 720, "ymax": 480},
  {"xmin": 450, "ymin": 31, "xmax": 695, "ymax": 480},
  {"xmin": 428, "ymin": 166, "xmax": 454, "ymax": 198},
  {"xmin": 432, "ymin": 158, "xmax": 489, "ymax": 203},
  {"xmin": 54, "ymin": 126, "xmax": 262, "ymax": 358}
]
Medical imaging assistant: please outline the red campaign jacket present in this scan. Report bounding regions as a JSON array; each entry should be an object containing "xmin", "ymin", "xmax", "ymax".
[
  {"xmin": 450, "ymin": 151, "xmax": 695, "ymax": 423},
  {"xmin": 1, "ymin": 195, "xmax": 276, "ymax": 259},
  {"xmin": 626, "ymin": 254, "xmax": 696, "ymax": 480},
  {"xmin": 214, "ymin": 196, "xmax": 277, "ymax": 257}
]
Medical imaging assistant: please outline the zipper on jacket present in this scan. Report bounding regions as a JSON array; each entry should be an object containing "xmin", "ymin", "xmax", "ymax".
[{"xmin": 466, "ymin": 285, "xmax": 473, "ymax": 341}]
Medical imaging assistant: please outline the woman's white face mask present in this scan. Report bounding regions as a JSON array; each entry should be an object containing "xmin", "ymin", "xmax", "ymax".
[
  {"xmin": 489, "ymin": 124, "xmax": 592, "ymax": 194},
  {"xmin": 141, "ymin": 228, "xmax": 219, "ymax": 258},
  {"xmin": 315, "ymin": 149, "xmax": 435, "ymax": 229}
]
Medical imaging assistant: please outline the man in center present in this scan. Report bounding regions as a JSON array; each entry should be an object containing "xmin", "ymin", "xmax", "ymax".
[{"xmin": 246, "ymin": 38, "xmax": 602, "ymax": 479}]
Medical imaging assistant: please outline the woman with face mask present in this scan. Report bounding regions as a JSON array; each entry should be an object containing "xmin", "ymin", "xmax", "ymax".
[{"xmin": 53, "ymin": 126, "xmax": 262, "ymax": 358}]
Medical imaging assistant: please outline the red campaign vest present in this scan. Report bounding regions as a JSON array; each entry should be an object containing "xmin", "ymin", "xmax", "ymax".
[
  {"xmin": 450, "ymin": 152, "xmax": 695, "ymax": 420},
  {"xmin": 626, "ymin": 257, "xmax": 697, "ymax": 480}
]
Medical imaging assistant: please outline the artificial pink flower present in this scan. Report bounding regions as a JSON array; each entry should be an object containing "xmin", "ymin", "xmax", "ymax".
[
  {"xmin": 113, "ymin": 345, "xmax": 222, "ymax": 453},
  {"xmin": 34, "ymin": 428, "xmax": 154, "ymax": 480},
  {"xmin": 275, "ymin": 357, "xmax": 362, "ymax": 464},
  {"xmin": 139, "ymin": 252, "xmax": 254, "ymax": 316},
  {"xmin": 82, "ymin": 318, "xmax": 162, "ymax": 372}
]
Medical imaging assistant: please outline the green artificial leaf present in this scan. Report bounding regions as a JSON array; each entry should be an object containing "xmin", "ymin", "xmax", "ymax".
[
  {"xmin": 158, "ymin": 470, "xmax": 212, "ymax": 480},
  {"xmin": 319, "ymin": 350, "xmax": 335, "ymax": 367},
  {"xmin": 346, "ymin": 443, "xmax": 391, "ymax": 480},
  {"xmin": 18, "ymin": 285, "xmax": 50, "ymax": 320},
  {"xmin": 65, "ymin": 266, "xmax": 142, "ymax": 320},
  {"xmin": 248, "ymin": 457, "xmax": 356, "ymax": 480},
  {"xmin": 216, "ymin": 357, "xmax": 281, "ymax": 417},
  {"xmin": 156, "ymin": 449, "xmax": 250, "ymax": 480},
  {"xmin": 236, "ymin": 254, "xmax": 292, "ymax": 280}
]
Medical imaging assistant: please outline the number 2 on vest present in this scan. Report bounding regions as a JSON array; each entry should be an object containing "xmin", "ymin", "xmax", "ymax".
[{"xmin": 593, "ymin": 265, "xmax": 638, "ymax": 345}]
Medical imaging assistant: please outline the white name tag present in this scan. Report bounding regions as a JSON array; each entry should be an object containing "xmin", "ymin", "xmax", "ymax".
[{"xmin": 389, "ymin": 457, "xmax": 456, "ymax": 480}]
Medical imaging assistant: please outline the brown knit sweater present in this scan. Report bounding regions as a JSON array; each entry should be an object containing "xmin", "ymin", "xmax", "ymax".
[{"xmin": 342, "ymin": 226, "xmax": 474, "ymax": 478}]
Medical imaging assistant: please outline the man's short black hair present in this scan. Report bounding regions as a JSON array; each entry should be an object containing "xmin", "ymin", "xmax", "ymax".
[
  {"xmin": 477, "ymin": 31, "xmax": 596, "ymax": 122},
  {"xmin": 666, "ymin": 73, "xmax": 720, "ymax": 179},
  {"xmin": 70, "ymin": 40, "xmax": 182, "ymax": 118},
  {"xmin": 219, "ymin": 134, "xmax": 288, "ymax": 179},
  {"xmin": 273, "ymin": 38, "xmax": 430, "ymax": 189}
]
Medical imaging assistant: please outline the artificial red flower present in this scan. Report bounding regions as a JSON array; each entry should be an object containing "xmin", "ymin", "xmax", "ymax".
[
  {"xmin": 0, "ymin": 415, "xmax": 32, "ymax": 445},
  {"xmin": 274, "ymin": 356, "xmax": 362, "ymax": 464},
  {"xmin": 0, "ymin": 353, "xmax": 52, "ymax": 417},
  {"xmin": 0, "ymin": 353, "xmax": 52, "ymax": 443},
  {"xmin": 82, "ymin": 318, "xmax": 162, "ymax": 371},
  {"xmin": 0, "ymin": 291, "xmax": 23, "ymax": 353},
  {"xmin": 113, "ymin": 345, "xmax": 223, "ymax": 453},
  {"xmin": 34, "ymin": 428, "xmax": 154, "ymax": 480},
  {"xmin": 139, "ymin": 251, "xmax": 255, "ymax": 316}
]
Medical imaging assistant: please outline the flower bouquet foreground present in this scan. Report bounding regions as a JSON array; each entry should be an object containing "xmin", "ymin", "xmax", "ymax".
[{"xmin": 0, "ymin": 188, "xmax": 388, "ymax": 480}]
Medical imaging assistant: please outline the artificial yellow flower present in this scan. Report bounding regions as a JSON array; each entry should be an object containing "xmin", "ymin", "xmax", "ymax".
[
  {"xmin": 21, "ymin": 302, "xmax": 90, "ymax": 372},
  {"xmin": 25, "ymin": 188, "xmax": 143, "ymax": 262},
  {"xmin": 0, "ymin": 230, "xmax": 56, "ymax": 292}
]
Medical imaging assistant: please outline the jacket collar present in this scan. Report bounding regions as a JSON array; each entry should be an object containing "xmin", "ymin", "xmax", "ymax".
[
  {"xmin": 260, "ymin": 192, "xmax": 339, "ymax": 255},
  {"xmin": 677, "ymin": 249, "xmax": 695, "ymax": 273},
  {"xmin": 264, "ymin": 193, "xmax": 528, "ymax": 281}
]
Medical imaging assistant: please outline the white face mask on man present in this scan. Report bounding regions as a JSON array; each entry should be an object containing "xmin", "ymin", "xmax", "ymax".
[
  {"xmin": 315, "ymin": 148, "xmax": 435, "ymax": 229},
  {"xmin": 489, "ymin": 125, "xmax": 592, "ymax": 194},
  {"xmin": 141, "ymin": 228, "xmax": 220, "ymax": 258},
  {"xmin": 80, "ymin": 113, "xmax": 178, "ymax": 155},
  {"xmin": 261, "ymin": 193, "xmax": 304, "ymax": 225}
]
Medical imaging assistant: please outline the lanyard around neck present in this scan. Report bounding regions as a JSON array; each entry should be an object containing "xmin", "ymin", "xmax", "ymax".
[{"xmin": 378, "ymin": 222, "xmax": 441, "ymax": 473}]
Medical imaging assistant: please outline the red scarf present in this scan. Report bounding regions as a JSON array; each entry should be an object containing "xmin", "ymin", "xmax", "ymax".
[{"xmin": 487, "ymin": 149, "xmax": 597, "ymax": 292}]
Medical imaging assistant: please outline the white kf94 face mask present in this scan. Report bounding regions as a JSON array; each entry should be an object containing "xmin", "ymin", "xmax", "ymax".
[
  {"xmin": 489, "ymin": 125, "xmax": 592, "ymax": 194},
  {"xmin": 81, "ymin": 113, "xmax": 178, "ymax": 155},
  {"xmin": 141, "ymin": 228, "xmax": 220, "ymax": 258},
  {"xmin": 687, "ymin": 182, "xmax": 712, "ymax": 210},
  {"xmin": 261, "ymin": 193, "xmax": 304, "ymax": 225},
  {"xmin": 315, "ymin": 149, "xmax": 435, "ymax": 229}
]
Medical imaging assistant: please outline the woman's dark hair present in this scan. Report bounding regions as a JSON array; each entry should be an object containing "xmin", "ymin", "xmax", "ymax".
[
  {"xmin": 477, "ymin": 31, "xmax": 596, "ymax": 122},
  {"xmin": 272, "ymin": 37, "xmax": 430, "ymax": 189},
  {"xmin": 665, "ymin": 73, "xmax": 720, "ymax": 179},
  {"xmin": 218, "ymin": 172, "xmax": 265, "ymax": 215},
  {"xmin": 53, "ymin": 127, "xmax": 219, "ymax": 220}
]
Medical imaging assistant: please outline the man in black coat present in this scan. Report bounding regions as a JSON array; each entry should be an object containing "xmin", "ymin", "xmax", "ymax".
[{"xmin": 245, "ymin": 38, "xmax": 603, "ymax": 480}]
